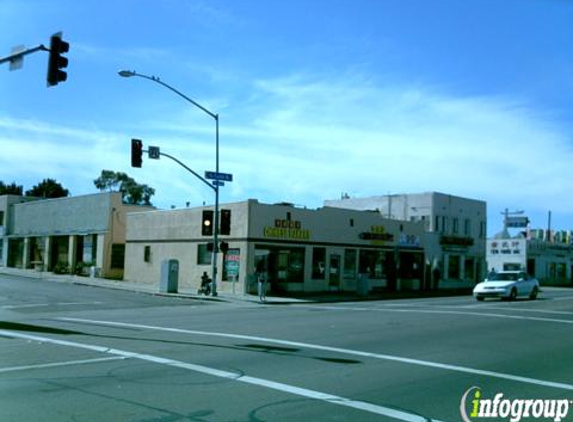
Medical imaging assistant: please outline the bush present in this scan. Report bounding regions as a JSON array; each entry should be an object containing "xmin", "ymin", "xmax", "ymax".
[
  {"xmin": 74, "ymin": 261, "xmax": 94, "ymax": 276},
  {"xmin": 53, "ymin": 261, "xmax": 70, "ymax": 275}
]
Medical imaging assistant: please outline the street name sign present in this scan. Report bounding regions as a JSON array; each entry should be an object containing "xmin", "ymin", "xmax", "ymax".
[
  {"xmin": 205, "ymin": 171, "xmax": 233, "ymax": 182},
  {"xmin": 148, "ymin": 146, "xmax": 160, "ymax": 159}
]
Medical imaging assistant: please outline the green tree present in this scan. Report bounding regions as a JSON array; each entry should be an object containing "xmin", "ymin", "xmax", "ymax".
[
  {"xmin": 93, "ymin": 170, "xmax": 129, "ymax": 192},
  {"xmin": 93, "ymin": 170, "xmax": 155, "ymax": 206},
  {"xmin": 26, "ymin": 178, "xmax": 69, "ymax": 198},
  {"xmin": 0, "ymin": 181, "xmax": 23, "ymax": 195}
]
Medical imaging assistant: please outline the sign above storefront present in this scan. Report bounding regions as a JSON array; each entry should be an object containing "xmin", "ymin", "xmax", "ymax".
[
  {"xmin": 360, "ymin": 225, "xmax": 394, "ymax": 242},
  {"xmin": 440, "ymin": 236, "xmax": 474, "ymax": 247},
  {"xmin": 264, "ymin": 219, "xmax": 310, "ymax": 240}
]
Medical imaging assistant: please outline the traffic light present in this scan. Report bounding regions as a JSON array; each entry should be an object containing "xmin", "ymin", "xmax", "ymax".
[
  {"xmin": 220, "ymin": 209, "xmax": 231, "ymax": 235},
  {"xmin": 219, "ymin": 241, "xmax": 229, "ymax": 254},
  {"xmin": 46, "ymin": 33, "xmax": 69, "ymax": 87},
  {"xmin": 202, "ymin": 210, "xmax": 214, "ymax": 236},
  {"xmin": 131, "ymin": 139, "xmax": 143, "ymax": 168}
]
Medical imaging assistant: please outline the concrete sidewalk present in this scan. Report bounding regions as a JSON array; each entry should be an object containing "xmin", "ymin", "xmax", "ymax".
[
  {"xmin": 0, "ymin": 267, "xmax": 313, "ymax": 304},
  {"xmin": 0, "ymin": 267, "xmax": 473, "ymax": 304}
]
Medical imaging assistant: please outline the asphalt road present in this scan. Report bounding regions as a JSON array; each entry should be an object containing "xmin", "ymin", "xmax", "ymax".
[{"xmin": 1, "ymin": 274, "xmax": 573, "ymax": 422}]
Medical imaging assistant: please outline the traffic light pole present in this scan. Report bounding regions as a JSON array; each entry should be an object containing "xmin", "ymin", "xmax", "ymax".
[
  {"xmin": 153, "ymin": 150, "xmax": 215, "ymax": 191},
  {"xmin": 0, "ymin": 44, "xmax": 47, "ymax": 67},
  {"xmin": 119, "ymin": 70, "xmax": 221, "ymax": 296}
]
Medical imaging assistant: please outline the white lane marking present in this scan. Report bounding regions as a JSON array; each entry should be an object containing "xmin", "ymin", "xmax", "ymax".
[
  {"xmin": 0, "ymin": 356, "xmax": 125, "ymax": 373},
  {"xmin": 547, "ymin": 296, "xmax": 573, "ymax": 301},
  {"xmin": 0, "ymin": 329, "xmax": 448, "ymax": 422},
  {"xmin": 2, "ymin": 302, "xmax": 103, "ymax": 310},
  {"xmin": 59, "ymin": 317, "xmax": 573, "ymax": 391},
  {"xmin": 456, "ymin": 306, "xmax": 573, "ymax": 316},
  {"xmin": 307, "ymin": 305, "xmax": 573, "ymax": 325}
]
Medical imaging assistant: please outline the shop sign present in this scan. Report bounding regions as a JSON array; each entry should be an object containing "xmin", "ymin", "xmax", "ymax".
[
  {"xmin": 489, "ymin": 240, "xmax": 522, "ymax": 255},
  {"xmin": 440, "ymin": 236, "xmax": 474, "ymax": 247},
  {"xmin": 505, "ymin": 216, "xmax": 529, "ymax": 228},
  {"xmin": 360, "ymin": 225, "xmax": 394, "ymax": 242},
  {"xmin": 224, "ymin": 249, "xmax": 240, "ymax": 279},
  {"xmin": 399, "ymin": 234, "xmax": 421, "ymax": 248},
  {"xmin": 264, "ymin": 219, "xmax": 310, "ymax": 240}
]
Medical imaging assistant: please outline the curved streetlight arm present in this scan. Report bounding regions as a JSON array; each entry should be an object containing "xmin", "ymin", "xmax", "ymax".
[{"xmin": 119, "ymin": 70, "xmax": 218, "ymax": 120}]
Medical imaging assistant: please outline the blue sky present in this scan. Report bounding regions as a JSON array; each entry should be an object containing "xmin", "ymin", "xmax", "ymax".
[{"xmin": 1, "ymin": 0, "xmax": 572, "ymax": 235}]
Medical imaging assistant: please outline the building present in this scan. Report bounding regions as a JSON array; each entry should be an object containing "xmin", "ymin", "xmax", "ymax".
[
  {"xmin": 125, "ymin": 199, "xmax": 427, "ymax": 294},
  {"xmin": 0, "ymin": 194, "xmax": 38, "ymax": 267},
  {"xmin": 1, "ymin": 192, "xmax": 152, "ymax": 279},
  {"xmin": 487, "ymin": 220, "xmax": 573, "ymax": 286},
  {"xmin": 324, "ymin": 192, "xmax": 487, "ymax": 288}
]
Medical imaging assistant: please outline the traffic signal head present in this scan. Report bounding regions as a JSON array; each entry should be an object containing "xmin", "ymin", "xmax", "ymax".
[
  {"xmin": 202, "ymin": 210, "xmax": 214, "ymax": 236},
  {"xmin": 219, "ymin": 241, "xmax": 229, "ymax": 254},
  {"xmin": 220, "ymin": 209, "xmax": 231, "ymax": 235},
  {"xmin": 46, "ymin": 33, "xmax": 69, "ymax": 87},
  {"xmin": 131, "ymin": 139, "xmax": 143, "ymax": 168}
]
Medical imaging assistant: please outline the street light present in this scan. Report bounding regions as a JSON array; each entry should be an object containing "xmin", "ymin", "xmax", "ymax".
[{"xmin": 119, "ymin": 69, "xmax": 220, "ymax": 296}]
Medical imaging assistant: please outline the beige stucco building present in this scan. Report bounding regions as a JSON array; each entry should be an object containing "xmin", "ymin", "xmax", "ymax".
[
  {"xmin": 125, "ymin": 199, "xmax": 427, "ymax": 295},
  {"xmin": 1, "ymin": 192, "xmax": 151, "ymax": 279}
]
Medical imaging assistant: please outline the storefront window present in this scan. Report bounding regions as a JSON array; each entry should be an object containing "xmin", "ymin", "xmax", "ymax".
[
  {"xmin": 223, "ymin": 248, "xmax": 240, "ymax": 281},
  {"xmin": 557, "ymin": 263, "xmax": 566, "ymax": 281},
  {"xmin": 197, "ymin": 244, "xmax": 212, "ymax": 265},
  {"xmin": 398, "ymin": 251, "xmax": 423, "ymax": 279},
  {"xmin": 448, "ymin": 255, "xmax": 461, "ymax": 280},
  {"xmin": 111, "ymin": 244, "xmax": 125, "ymax": 269},
  {"xmin": 312, "ymin": 247, "xmax": 326, "ymax": 279},
  {"xmin": 359, "ymin": 249, "xmax": 387, "ymax": 279},
  {"xmin": 343, "ymin": 249, "xmax": 357, "ymax": 279},
  {"xmin": 465, "ymin": 258, "xmax": 475, "ymax": 280},
  {"xmin": 256, "ymin": 246, "xmax": 305, "ymax": 284}
]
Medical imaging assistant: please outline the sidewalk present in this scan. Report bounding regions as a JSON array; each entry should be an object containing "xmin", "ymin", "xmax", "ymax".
[
  {"xmin": 0, "ymin": 267, "xmax": 312, "ymax": 304},
  {"xmin": 0, "ymin": 267, "xmax": 473, "ymax": 304}
]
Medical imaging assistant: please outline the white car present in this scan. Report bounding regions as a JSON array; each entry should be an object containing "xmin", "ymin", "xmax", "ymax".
[{"xmin": 473, "ymin": 271, "xmax": 540, "ymax": 301}]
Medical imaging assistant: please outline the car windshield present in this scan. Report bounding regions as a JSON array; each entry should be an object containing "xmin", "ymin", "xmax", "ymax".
[{"xmin": 488, "ymin": 273, "xmax": 519, "ymax": 281}]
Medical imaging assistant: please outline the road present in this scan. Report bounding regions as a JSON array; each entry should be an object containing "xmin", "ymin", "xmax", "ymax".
[{"xmin": 1, "ymin": 273, "xmax": 573, "ymax": 422}]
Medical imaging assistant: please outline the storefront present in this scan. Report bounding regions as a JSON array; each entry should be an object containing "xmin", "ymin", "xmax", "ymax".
[{"xmin": 125, "ymin": 199, "xmax": 427, "ymax": 295}]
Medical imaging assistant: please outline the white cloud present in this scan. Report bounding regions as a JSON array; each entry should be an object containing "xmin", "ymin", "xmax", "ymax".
[{"xmin": 1, "ymin": 71, "xmax": 572, "ymax": 232}]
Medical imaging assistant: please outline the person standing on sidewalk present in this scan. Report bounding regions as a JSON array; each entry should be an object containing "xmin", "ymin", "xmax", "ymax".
[{"xmin": 256, "ymin": 260, "xmax": 267, "ymax": 302}]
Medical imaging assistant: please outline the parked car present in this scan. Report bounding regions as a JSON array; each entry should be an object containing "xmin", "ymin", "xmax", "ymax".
[{"xmin": 473, "ymin": 271, "xmax": 540, "ymax": 301}]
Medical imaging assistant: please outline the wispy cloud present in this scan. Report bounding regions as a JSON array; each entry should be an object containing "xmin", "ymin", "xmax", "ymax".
[
  {"xmin": 2, "ymin": 71, "xmax": 572, "ymax": 226},
  {"xmin": 223, "ymin": 72, "xmax": 573, "ymax": 213}
]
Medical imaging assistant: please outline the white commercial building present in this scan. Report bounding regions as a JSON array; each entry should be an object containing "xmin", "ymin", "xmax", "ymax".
[
  {"xmin": 487, "ymin": 219, "xmax": 573, "ymax": 286},
  {"xmin": 324, "ymin": 192, "xmax": 487, "ymax": 288}
]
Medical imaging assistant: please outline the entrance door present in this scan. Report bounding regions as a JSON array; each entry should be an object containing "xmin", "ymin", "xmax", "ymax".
[{"xmin": 329, "ymin": 254, "xmax": 341, "ymax": 291}]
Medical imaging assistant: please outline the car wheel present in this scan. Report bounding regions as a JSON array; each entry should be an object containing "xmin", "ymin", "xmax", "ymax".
[
  {"xmin": 476, "ymin": 297, "xmax": 485, "ymax": 301},
  {"xmin": 509, "ymin": 288, "xmax": 517, "ymax": 301},
  {"xmin": 529, "ymin": 287, "xmax": 539, "ymax": 300}
]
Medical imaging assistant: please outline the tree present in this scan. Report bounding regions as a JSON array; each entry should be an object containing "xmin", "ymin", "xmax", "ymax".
[
  {"xmin": 0, "ymin": 181, "xmax": 23, "ymax": 195},
  {"xmin": 93, "ymin": 170, "xmax": 155, "ymax": 206},
  {"xmin": 94, "ymin": 170, "xmax": 129, "ymax": 192},
  {"xmin": 26, "ymin": 178, "xmax": 69, "ymax": 198}
]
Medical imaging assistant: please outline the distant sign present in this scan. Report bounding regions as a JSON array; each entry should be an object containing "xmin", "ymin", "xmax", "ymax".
[
  {"xmin": 205, "ymin": 171, "xmax": 233, "ymax": 182},
  {"xmin": 506, "ymin": 216, "xmax": 529, "ymax": 228}
]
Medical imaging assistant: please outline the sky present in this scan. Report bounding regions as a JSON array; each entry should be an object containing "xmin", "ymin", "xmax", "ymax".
[{"xmin": 1, "ymin": 0, "xmax": 572, "ymax": 236}]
